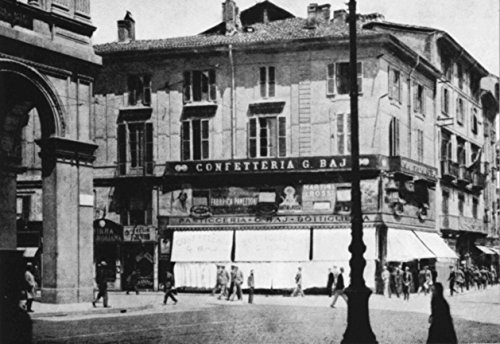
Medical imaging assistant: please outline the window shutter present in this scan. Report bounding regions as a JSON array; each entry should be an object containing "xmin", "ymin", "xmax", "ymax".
[
  {"xmin": 336, "ymin": 113, "xmax": 344, "ymax": 155},
  {"xmin": 413, "ymin": 82, "xmax": 418, "ymax": 112},
  {"xmin": 209, "ymin": 70, "xmax": 216, "ymax": 101},
  {"xmin": 249, "ymin": 118, "xmax": 257, "ymax": 158},
  {"xmin": 388, "ymin": 67, "xmax": 393, "ymax": 99},
  {"xmin": 127, "ymin": 75, "xmax": 137, "ymax": 106},
  {"xmin": 145, "ymin": 122, "xmax": 153, "ymax": 174},
  {"xmin": 201, "ymin": 119, "xmax": 209, "ymax": 159},
  {"xmin": 181, "ymin": 121, "xmax": 191, "ymax": 160},
  {"xmin": 268, "ymin": 67, "xmax": 275, "ymax": 97},
  {"xmin": 183, "ymin": 71, "xmax": 191, "ymax": 102},
  {"xmin": 327, "ymin": 63, "xmax": 335, "ymax": 95},
  {"xmin": 143, "ymin": 75, "xmax": 152, "ymax": 106},
  {"xmin": 260, "ymin": 67, "xmax": 266, "ymax": 98},
  {"xmin": 117, "ymin": 123, "xmax": 127, "ymax": 175},
  {"xmin": 278, "ymin": 117, "xmax": 286, "ymax": 157}
]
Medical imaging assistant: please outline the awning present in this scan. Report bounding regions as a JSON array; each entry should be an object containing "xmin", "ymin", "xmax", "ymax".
[
  {"xmin": 235, "ymin": 229, "xmax": 310, "ymax": 261},
  {"xmin": 476, "ymin": 245, "xmax": 497, "ymax": 255},
  {"xmin": 413, "ymin": 231, "xmax": 458, "ymax": 259},
  {"xmin": 387, "ymin": 229, "xmax": 435, "ymax": 261},
  {"xmin": 171, "ymin": 231, "xmax": 233, "ymax": 262},
  {"xmin": 490, "ymin": 247, "xmax": 500, "ymax": 255},
  {"xmin": 17, "ymin": 247, "xmax": 39, "ymax": 258},
  {"xmin": 313, "ymin": 228, "xmax": 376, "ymax": 261}
]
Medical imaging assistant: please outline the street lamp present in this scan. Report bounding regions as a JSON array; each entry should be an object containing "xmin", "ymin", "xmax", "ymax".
[{"xmin": 342, "ymin": 1, "xmax": 377, "ymax": 343}]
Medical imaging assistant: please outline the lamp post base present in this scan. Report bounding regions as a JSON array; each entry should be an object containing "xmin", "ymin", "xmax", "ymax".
[{"xmin": 341, "ymin": 284, "xmax": 378, "ymax": 344}]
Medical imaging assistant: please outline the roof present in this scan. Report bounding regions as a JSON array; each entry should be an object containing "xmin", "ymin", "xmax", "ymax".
[{"xmin": 95, "ymin": 17, "xmax": 380, "ymax": 55}]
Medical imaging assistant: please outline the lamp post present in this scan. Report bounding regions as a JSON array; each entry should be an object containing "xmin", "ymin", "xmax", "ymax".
[{"xmin": 341, "ymin": 1, "xmax": 377, "ymax": 343}]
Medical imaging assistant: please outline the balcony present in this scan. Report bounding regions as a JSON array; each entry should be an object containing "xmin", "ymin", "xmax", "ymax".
[
  {"xmin": 457, "ymin": 165, "xmax": 472, "ymax": 185},
  {"xmin": 440, "ymin": 160, "xmax": 458, "ymax": 181},
  {"xmin": 468, "ymin": 171, "xmax": 486, "ymax": 191},
  {"xmin": 440, "ymin": 214, "xmax": 485, "ymax": 234},
  {"xmin": 117, "ymin": 161, "xmax": 155, "ymax": 177}
]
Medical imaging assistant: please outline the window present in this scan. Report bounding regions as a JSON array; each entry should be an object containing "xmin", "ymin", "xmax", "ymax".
[
  {"xmin": 456, "ymin": 97, "xmax": 464, "ymax": 125},
  {"xmin": 472, "ymin": 198, "xmax": 478, "ymax": 219},
  {"xmin": 388, "ymin": 68, "xmax": 401, "ymax": 102},
  {"xmin": 184, "ymin": 70, "xmax": 216, "ymax": 102},
  {"xmin": 389, "ymin": 117, "xmax": 400, "ymax": 156},
  {"xmin": 458, "ymin": 193, "xmax": 465, "ymax": 216},
  {"xmin": 457, "ymin": 138, "xmax": 466, "ymax": 166},
  {"xmin": 336, "ymin": 113, "xmax": 351, "ymax": 155},
  {"xmin": 260, "ymin": 66, "xmax": 275, "ymax": 98},
  {"xmin": 471, "ymin": 108, "xmax": 478, "ymax": 134},
  {"xmin": 127, "ymin": 74, "xmax": 151, "ymax": 106},
  {"xmin": 117, "ymin": 122, "xmax": 153, "ymax": 174},
  {"xmin": 440, "ymin": 130, "xmax": 452, "ymax": 161},
  {"xmin": 441, "ymin": 190, "xmax": 450, "ymax": 215},
  {"xmin": 457, "ymin": 63, "xmax": 464, "ymax": 90},
  {"xmin": 120, "ymin": 192, "xmax": 152, "ymax": 226},
  {"xmin": 181, "ymin": 119, "xmax": 209, "ymax": 160},
  {"xmin": 413, "ymin": 83, "xmax": 425, "ymax": 115},
  {"xmin": 416, "ymin": 129, "xmax": 424, "ymax": 162},
  {"xmin": 441, "ymin": 55, "xmax": 452, "ymax": 80},
  {"xmin": 249, "ymin": 116, "xmax": 286, "ymax": 158},
  {"xmin": 441, "ymin": 88, "xmax": 449, "ymax": 115},
  {"xmin": 328, "ymin": 62, "xmax": 362, "ymax": 95}
]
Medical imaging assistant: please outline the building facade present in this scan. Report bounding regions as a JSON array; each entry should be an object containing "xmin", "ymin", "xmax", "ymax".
[{"xmin": 91, "ymin": 1, "xmax": 498, "ymax": 291}]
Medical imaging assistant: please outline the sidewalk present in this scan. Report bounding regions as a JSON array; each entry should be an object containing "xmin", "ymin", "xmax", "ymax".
[{"xmin": 31, "ymin": 285, "xmax": 500, "ymax": 324}]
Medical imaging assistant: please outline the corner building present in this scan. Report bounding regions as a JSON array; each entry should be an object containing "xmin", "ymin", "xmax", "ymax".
[{"xmin": 93, "ymin": 1, "xmax": 499, "ymax": 292}]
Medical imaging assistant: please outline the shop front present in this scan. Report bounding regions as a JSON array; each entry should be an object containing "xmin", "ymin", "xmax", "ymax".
[{"xmin": 93, "ymin": 219, "xmax": 123, "ymax": 289}]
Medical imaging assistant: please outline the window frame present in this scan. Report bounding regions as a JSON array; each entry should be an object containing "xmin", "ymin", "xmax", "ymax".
[
  {"xmin": 248, "ymin": 115, "xmax": 286, "ymax": 158},
  {"xmin": 259, "ymin": 66, "xmax": 276, "ymax": 99},
  {"xmin": 183, "ymin": 69, "xmax": 217, "ymax": 103},
  {"xmin": 441, "ymin": 87, "xmax": 449, "ymax": 115},
  {"xmin": 471, "ymin": 107, "xmax": 478, "ymax": 135},
  {"xmin": 181, "ymin": 118, "xmax": 210, "ymax": 161},
  {"xmin": 416, "ymin": 129, "xmax": 424, "ymax": 163},
  {"xmin": 389, "ymin": 117, "xmax": 400, "ymax": 157},
  {"xmin": 127, "ymin": 74, "xmax": 152, "ymax": 106},
  {"xmin": 456, "ymin": 97, "xmax": 464, "ymax": 125},
  {"xmin": 336, "ymin": 113, "xmax": 351, "ymax": 155},
  {"xmin": 388, "ymin": 67, "xmax": 401, "ymax": 103},
  {"xmin": 413, "ymin": 82, "xmax": 425, "ymax": 115},
  {"xmin": 117, "ymin": 121, "xmax": 154, "ymax": 175}
]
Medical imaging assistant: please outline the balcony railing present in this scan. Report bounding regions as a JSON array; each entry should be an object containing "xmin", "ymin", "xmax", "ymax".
[
  {"xmin": 117, "ymin": 161, "xmax": 155, "ymax": 176},
  {"xmin": 440, "ymin": 214, "xmax": 485, "ymax": 234},
  {"xmin": 441, "ymin": 160, "xmax": 458, "ymax": 180},
  {"xmin": 457, "ymin": 165, "xmax": 472, "ymax": 184}
]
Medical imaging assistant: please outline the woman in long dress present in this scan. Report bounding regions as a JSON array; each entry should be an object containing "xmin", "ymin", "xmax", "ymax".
[{"xmin": 427, "ymin": 283, "xmax": 457, "ymax": 344}]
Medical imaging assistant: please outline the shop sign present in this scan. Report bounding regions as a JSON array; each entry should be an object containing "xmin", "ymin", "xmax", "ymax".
[
  {"xmin": 165, "ymin": 155, "xmax": 380, "ymax": 175},
  {"xmin": 124, "ymin": 225, "xmax": 157, "ymax": 241},
  {"xmin": 168, "ymin": 214, "xmax": 377, "ymax": 226},
  {"xmin": 391, "ymin": 157, "xmax": 438, "ymax": 181},
  {"xmin": 208, "ymin": 187, "xmax": 259, "ymax": 214},
  {"xmin": 302, "ymin": 184, "xmax": 336, "ymax": 212},
  {"xmin": 93, "ymin": 219, "xmax": 123, "ymax": 242}
]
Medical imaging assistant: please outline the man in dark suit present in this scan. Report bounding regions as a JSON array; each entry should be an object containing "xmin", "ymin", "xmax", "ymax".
[
  {"xmin": 330, "ymin": 267, "xmax": 348, "ymax": 308},
  {"xmin": 92, "ymin": 261, "xmax": 109, "ymax": 308},
  {"xmin": 326, "ymin": 268, "xmax": 334, "ymax": 297}
]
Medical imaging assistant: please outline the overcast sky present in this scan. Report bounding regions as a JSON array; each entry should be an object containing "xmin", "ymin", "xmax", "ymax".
[{"xmin": 90, "ymin": 0, "xmax": 499, "ymax": 75}]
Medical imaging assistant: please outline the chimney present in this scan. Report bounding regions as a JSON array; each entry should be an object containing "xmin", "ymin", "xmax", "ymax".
[
  {"xmin": 222, "ymin": 0, "xmax": 241, "ymax": 35},
  {"xmin": 307, "ymin": 3, "xmax": 318, "ymax": 24},
  {"xmin": 117, "ymin": 11, "xmax": 135, "ymax": 43},
  {"xmin": 319, "ymin": 4, "xmax": 331, "ymax": 22},
  {"xmin": 362, "ymin": 13, "xmax": 385, "ymax": 23},
  {"xmin": 306, "ymin": 3, "xmax": 330, "ymax": 27},
  {"xmin": 333, "ymin": 9, "xmax": 347, "ymax": 25}
]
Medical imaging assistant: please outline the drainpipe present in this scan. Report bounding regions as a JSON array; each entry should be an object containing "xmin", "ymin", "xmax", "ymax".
[
  {"xmin": 229, "ymin": 44, "xmax": 236, "ymax": 159},
  {"xmin": 408, "ymin": 55, "xmax": 420, "ymax": 158}
]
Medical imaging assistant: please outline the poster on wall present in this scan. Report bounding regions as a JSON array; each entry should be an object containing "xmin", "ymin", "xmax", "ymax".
[
  {"xmin": 302, "ymin": 184, "xmax": 336, "ymax": 212},
  {"xmin": 277, "ymin": 185, "xmax": 302, "ymax": 213},
  {"xmin": 208, "ymin": 187, "xmax": 260, "ymax": 214}
]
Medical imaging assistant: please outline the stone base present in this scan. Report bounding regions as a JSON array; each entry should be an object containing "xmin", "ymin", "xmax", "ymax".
[{"xmin": 41, "ymin": 286, "xmax": 94, "ymax": 304}]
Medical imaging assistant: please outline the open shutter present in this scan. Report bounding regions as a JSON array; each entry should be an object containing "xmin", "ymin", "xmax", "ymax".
[
  {"xmin": 183, "ymin": 71, "xmax": 191, "ymax": 102},
  {"xmin": 117, "ymin": 123, "xmax": 127, "ymax": 175},
  {"xmin": 327, "ymin": 63, "xmax": 335, "ymax": 95},
  {"xmin": 143, "ymin": 75, "xmax": 152, "ymax": 106},
  {"xmin": 268, "ymin": 67, "xmax": 275, "ymax": 97},
  {"xmin": 145, "ymin": 122, "xmax": 153, "ymax": 174},
  {"xmin": 278, "ymin": 117, "xmax": 286, "ymax": 157},
  {"xmin": 249, "ymin": 118, "xmax": 257, "ymax": 158},
  {"xmin": 209, "ymin": 70, "xmax": 216, "ymax": 101},
  {"xmin": 260, "ymin": 67, "xmax": 266, "ymax": 98},
  {"xmin": 181, "ymin": 121, "xmax": 191, "ymax": 161}
]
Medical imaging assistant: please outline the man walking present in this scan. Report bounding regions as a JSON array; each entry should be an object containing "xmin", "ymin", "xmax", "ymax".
[
  {"xmin": 24, "ymin": 263, "xmax": 37, "ymax": 312},
  {"xmin": 417, "ymin": 266, "xmax": 427, "ymax": 295},
  {"xmin": 247, "ymin": 269, "xmax": 255, "ymax": 304},
  {"xmin": 291, "ymin": 267, "xmax": 305, "ymax": 297},
  {"xmin": 92, "ymin": 261, "xmax": 109, "ymax": 308},
  {"xmin": 218, "ymin": 266, "xmax": 230, "ymax": 300},
  {"xmin": 227, "ymin": 266, "xmax": 237, "ymax": 301},
  {"xmin": 448, "ymin": 266, "xmax": 458, "ymax": 296},
  {"xmin": 327, "ymin": 268, "xmax": 334, "ymax": 297},
  {"xmin": 402, "ymin": 266, "xmax": 413, "ymax": 301},
  {"xmin": 330, "ymin": 267, "xmax": 348, "ymax": 308},
  {"xmin": 230, "ymin": 265, "xmax": 244, "ymax": 301},
  {"xmin": 126, "ymin": 269, "xmax": 140, "ymax": 295},
  {"xmin": 163, "ymin": 271, "xmax": 178, "ymax": 305},
  {"xmin": 381, "ymin": 265, "xmax": 391, "ymax": 298}
]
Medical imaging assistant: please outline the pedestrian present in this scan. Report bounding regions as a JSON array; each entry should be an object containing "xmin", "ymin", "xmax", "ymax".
[
  {"xmin": 417, "ymin": 266, "xmax": 427, "ymax": 295},
  {"xmin": 431, "ymin": 266, "xmax": 438, "ymax": 285},
  {"xmin": 212, "ymin": 265, "xmax": 222, "ymax": 296},
  {"xmin": 381, "ymin": 265, "xmax": 391, "ymax": 298},
  {"xmin": 226, "ymin": 265, "xmax": 237, "ymax": 300},
  {"xmin": 247, "ymin": 269, "xmax": 255, "ymax": 304},
  {"xmin": 394, "ymin": 266, "xmax": 403, "ymax": 298},
  {"xmin": 24, "ymin": 263, "xmax": 37, "ymax": 312},
  {"xmin": 218, "ymin": 266, "xmax": 230, "ymax": 300},
  {"xmin": 447, "ymin": 266, "xmax": 458, "ymax": 296},
  {"xmin": 327, "ymin": 268, "xmax": 334, "ymax": 298},
  {"xmin": 456, "ymin": 267, "xmax": 465, "ymax": 293},
  {"xmin": 163, "ymin": 271, "xmax": 178, "ymax": 305},
  {"xmin": 126, "ymin": 269, "xmax": 140, "ymax": 295},
  {"xmin": 230, "ymin": 265, "xmax": 244, "ymax": 301},
  {"xmin": 426, "ymin": 283, "xmax": 457, "ymax": 344},
  {"xmin": 92, "ymin": 261, "xmax": 110, "ymax": 308},
  {"xmin": 291, "ymin": 267, "xmax": 305, "ymax": 297},
  {"xmin": 402, "ymin": 266, "xmax": 413, "ymax": 301},
  {"xmin": 424, "ymin": 266, "xmax": 433, "ymax": 294},
  {"xmin": 330, "ymin": 267, "xmax": 348, "ymax": 308}
]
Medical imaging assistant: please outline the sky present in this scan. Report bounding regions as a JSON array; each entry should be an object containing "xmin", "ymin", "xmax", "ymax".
[{"xmin": 90, "ymin": 0, "xmax": 499, "ymax": 75}]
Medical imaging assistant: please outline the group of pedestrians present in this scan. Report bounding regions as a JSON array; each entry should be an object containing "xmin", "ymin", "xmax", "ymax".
[
  {"xmin": 382, "ymin": 265, "xmax": 435, "ymax": 300},
  {"xmin": 212, "ymin": 265, "xmax": 254, "ymax": 304}
]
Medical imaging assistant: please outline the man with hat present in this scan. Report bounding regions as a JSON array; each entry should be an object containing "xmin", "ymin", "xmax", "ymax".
[{"xmin": 92, "ymin": 261, "xmax": 110, "ymax": 308}]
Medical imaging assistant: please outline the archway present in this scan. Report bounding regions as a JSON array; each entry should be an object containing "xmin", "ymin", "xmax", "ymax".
[{"xmin": 0, "ymin": 59, "xmax": 97, "ymax": 303}]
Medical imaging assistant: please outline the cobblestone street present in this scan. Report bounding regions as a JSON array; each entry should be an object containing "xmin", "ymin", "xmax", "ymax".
[{"xmin": 32, "ymin": 285, "xmax": 500, "ymax": 343}]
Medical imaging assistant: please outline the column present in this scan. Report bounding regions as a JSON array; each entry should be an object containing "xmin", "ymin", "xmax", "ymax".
[
  {"xmin": 37, "ymin": 137, "xmax": 97, "ymax": 303},
  {"xmin": 0, "ymin": 157, "xmax": 24, "ymax": 249}
]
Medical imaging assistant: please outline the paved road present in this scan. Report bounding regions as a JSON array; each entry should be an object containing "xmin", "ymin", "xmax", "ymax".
[{"xmin": 32, "ymin": 286, "xmax": 500, "ymax": 344}]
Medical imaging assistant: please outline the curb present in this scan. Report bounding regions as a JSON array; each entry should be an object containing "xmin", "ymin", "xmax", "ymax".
[{"xmin": 31, "ymin": 304, "xmax": 154, "ymax": 319}]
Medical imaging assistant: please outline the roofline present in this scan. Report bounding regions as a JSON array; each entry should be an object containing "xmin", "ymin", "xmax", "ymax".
[
  {"xmin": 95, "ymin": 33, "xmax": 440, "ymax": 79},
  {"xmin": 365, "ymin": 21, "xmax": 490, "ymax": 77}
]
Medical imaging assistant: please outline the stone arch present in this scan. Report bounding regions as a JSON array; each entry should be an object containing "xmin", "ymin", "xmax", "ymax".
[{"xmin": 0, "ymin": 58, "xmax": 66, "ymax": 138}]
